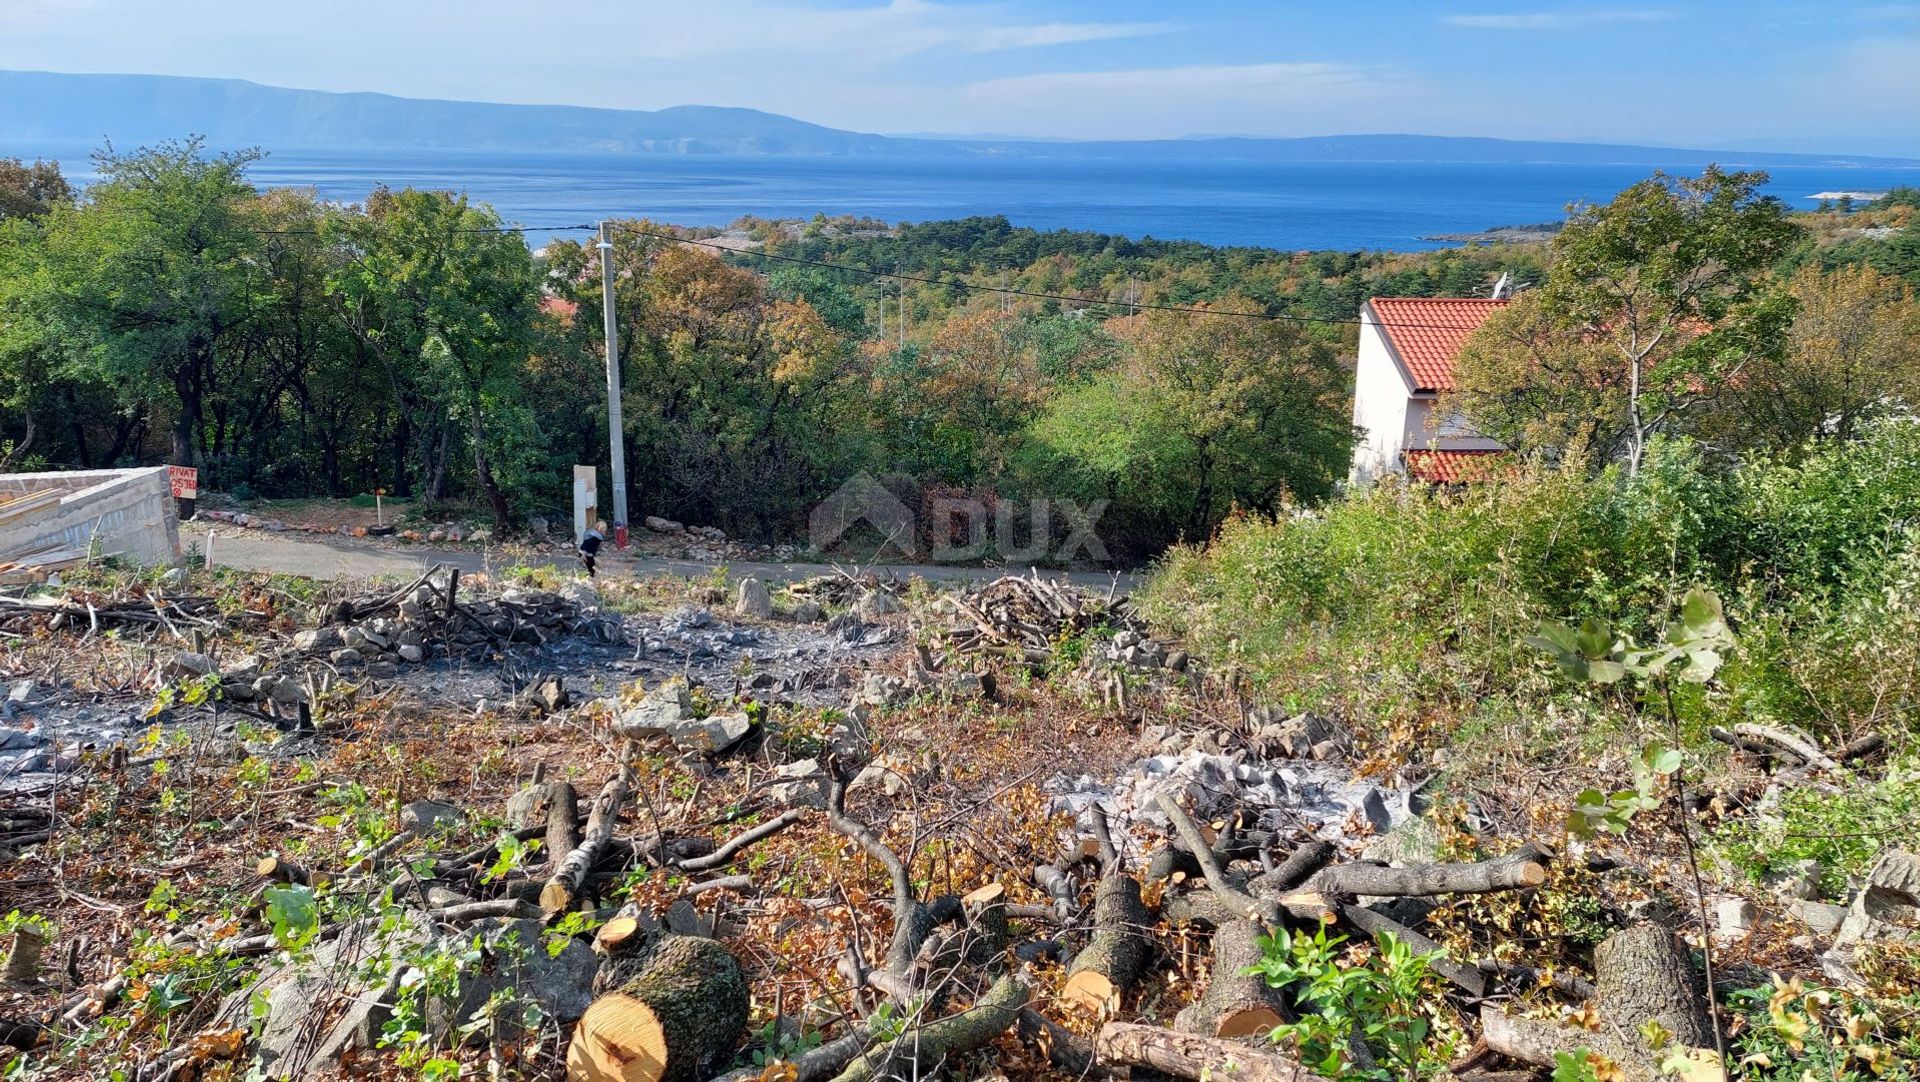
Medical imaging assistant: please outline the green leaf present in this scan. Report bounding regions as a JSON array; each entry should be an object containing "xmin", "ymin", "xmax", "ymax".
[
  {"xmin": 1529, "ymin": 621, "xmax": 1579, "ymax": 654},
  {"xmin": 1643, "ymin": 744, "xmax": 1683, "ymax": 775},
  {"xmin": 1679, "ymin": 587, "xmax": 1723, "ymax": 632},
  {"xmin": 1573, "ymin": 617, "xmax": 1613, "ymax": 659},
  {"xmin": 1585, "ymin": 658, "xmax": 1627, "ymax": 684}
]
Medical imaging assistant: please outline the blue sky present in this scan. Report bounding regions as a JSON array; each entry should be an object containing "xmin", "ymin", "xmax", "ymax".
[{"xmin": 3, "ymin": 0, "xmax": 1916, "ymax": 154}]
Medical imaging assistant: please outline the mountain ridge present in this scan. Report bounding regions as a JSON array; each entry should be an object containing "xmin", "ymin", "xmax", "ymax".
[{"xmin": 5, "ymin": 69, "xmax": 1915, "ymax": 168}]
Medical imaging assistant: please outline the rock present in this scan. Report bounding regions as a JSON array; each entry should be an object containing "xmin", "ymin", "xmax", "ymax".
[
  {"xmin": 734, "ymin": 578, "xmax": 773, "ymax": 619},
  {"xmin": 1361, "ymin": 817, "xmax": 1441, "ymax": 868},
  {"xmin": 365, "ymin": 661, "xmax": 400, "ymax": 680},
  {"xmin": 643, "ymin": 515, "xmax": 684, "ymax": 534},
  {"xmin": 1789, "ymin": 899, "xmax": 1849, "ymax": 936},
  {"xmin": 242, "ymin": 912, "xmax": 435, "ymax": 1078},
  {"xmin": 1359, "ymin": 787, "xmax": 1395, "ymax": 833},
  {"xmin": 425, "ymin": 917, "xmax": 599, "ymax": 1043},
  {"xmin": 292, "ymin": 627, "xmax": 346, "ymax": 653},
  {"xmin": 529, "ymin": 516, "xmax": 550, "ymax": 536},
  {"xmin": 1715, "ymin": 897, "xmax": 1758, "ymax": 937},
  {"xmin": 221, "ymin": 654, "xmax": 264, "ymax": 681},
  {"xmin": 663, "ymin": 899, "xmax": 713, "ymax": 938},
  {"xmin": 1825, "ymin": 848, "xmax": 1920, "ymax": 983},
  {"xmin": 428, "ymin": 530, "xmax": 447, "ymax": 543},
  {"xmin": 790, "ymin": 600, "xmax": 825, "ymax": 623},
  {"xmin": 0, "ymin": 729, "xmax": 44, "ymax": 753},
  {"xmin": 1764, "ymin": 859, "xmax": 1824, "ymax": 901},
  {"xmin": 397, "ymin": 644, "xmax": 426, "ymax": 664},
  {"xmin": 528, "ymin": 676, "xmax": 569, "ymax": 713},
  {"xmin": 770, "ymin": 760, "xmax": 828, "ymax": 809},
  {"xmin": 400, "ymin": 800, "xmax": 466, "ymax": 834},
  {"xmin": 615, "ymin": 683, "xmax": 695, "ymax": 740},
  {"xmin": 160, "ymin": 566, "xmax": 190, "ymax": 589},
  {"xmin": 942, "ymin": 671, "xmax": 990, "ymax": 700},
  {"xmin": 328, "ymin": 648, "xmax": 364, "ymax": 667},
  {"xmin": 161, "ymin": 651, "xmax": 218, "ymax": 682},
  {"xmin": 853, "ymin": 672, "xmax": 910, "ymax": 708},
  {"xmin": 666, "ymin": 711, "xmax": 754, "ymax": 755},
  {"xmin": 854, "ymin": 589, "xmax": 902, "ymax": 619},
  {"xmin": 468, "ymin": 528, "xmax": 492, "ymax": 544},
  {"xmin": 1252, "ymin": 711, "xmax": 1338, "ymax": 759},
  {"xmin": 267, "ymin": 678, "xmax": 303, "ymax": 707}
]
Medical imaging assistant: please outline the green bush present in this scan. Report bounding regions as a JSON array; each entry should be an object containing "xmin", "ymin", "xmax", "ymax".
[
  {"xmin": 1711, "ymin": 755, "xmax": 1920, "ymax": 896},
  {"xmin": 1140, "ymin": 424, "xmax": 1920, "ymax": 748}
]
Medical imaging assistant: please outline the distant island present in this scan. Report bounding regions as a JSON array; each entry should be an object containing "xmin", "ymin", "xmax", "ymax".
[{"xmin": 5, "ymin": 69, "xmax": 1918, "ymax": 168}]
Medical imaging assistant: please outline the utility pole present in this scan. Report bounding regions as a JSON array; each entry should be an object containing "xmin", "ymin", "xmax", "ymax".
[
  {"xmin": 897, "ymin": 272, "xmax": 907, "ymax": 350},
  {"xmin": 598, "ymin": 221, "xmax": 629, "ymax": 536}
]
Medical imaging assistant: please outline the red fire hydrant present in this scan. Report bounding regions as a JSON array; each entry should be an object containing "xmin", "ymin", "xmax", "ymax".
[{"xmin": 614, "ymin": 522, "xmax": 629, "ymax": 550}]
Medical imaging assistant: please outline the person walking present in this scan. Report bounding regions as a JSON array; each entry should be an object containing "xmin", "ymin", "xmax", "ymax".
[{"xmin": 578, "ymin": 519, "xmax": 606, "ymax": 578}]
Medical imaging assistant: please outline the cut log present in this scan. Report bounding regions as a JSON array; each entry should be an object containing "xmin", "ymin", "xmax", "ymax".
[
  {"xmin": 1094, "ymin": 1022, "xmax": 1335, "ymax": 1082},
  {"xmin": 255, "ymin": 856, "xmax": 318, "ymax": 887},
  {"xmin": 1173, "ymin": 920, "xmax": 1288, "ymax": 1039},
  {"xmin": 567, "ymin": 935, "xmax": 749, "ymax": 1082},
  {"xmin": 962, "ymin": 883, "xmax": 1011, "ymax": 965},
  {"xmin": 1593, "ymin": 924, "xmax": 1714, "ymax": 1052},
  {"xmin": 1481, "ymin": 923, "xmax": 1716, "ymax": 1078},
  {"xmin": 594, "ymin": 916, "xmax": 644, "ymax": 956},
  {"xmin": 543, "ymin": 765, "xmax": 635, "ymax": 914},
  {"xmin": 1731, "ymin": 723, "xmax": 1839, "ymax": 772},
  {"xmin": 545, "ymin": 782, "xmax": 582, "ymax": 872},
  {"xmin": 1061, "ymin": 876, "xmax": 1151, "ymax": 1014},
  {"xmin": 1479, "ymin": 1007, "xmax": 1644, "ymax": 1078},
  {"xmin": 830, "ymin": 973, "xmax": 1027, "ymax": 1082},
  {"xmin": 1313, "ymin": 859, "xmax": 1546, "ymax": 898}
]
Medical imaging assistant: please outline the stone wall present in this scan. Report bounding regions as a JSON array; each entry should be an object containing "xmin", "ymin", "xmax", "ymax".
[{"xmin": 0, "ymin": 467, "xmax": 181, "ymax": 566}]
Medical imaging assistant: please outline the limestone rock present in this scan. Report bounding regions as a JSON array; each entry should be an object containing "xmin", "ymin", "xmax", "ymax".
[
  {"xmin": 854, "ymin": 589, "xmax": 902, "ymax": 619},
  {"xmin": 615, "ymin": 683, "xmax": 694, "ymax": 740},
  {"xmin": 666, "ymin": 711, "xmax": 753, "ymax": 755},
  {"xmin": 401, "ymin": 800, "xmax": 466, "ymax": 834},
  {"xmin": 425, "ymin": 917, "xmax": 599, "ymax": 1043},
  {"xmin": 1823, "ymin": 848, "xmax": 1920, "ymax": 983},
  {"xmin": 770, "ymin": 759, "xmax": 828, "ymax": 809},
  {"xmin": 161, "ymin": 651, "xmax": 217, "ymax": 682},
  {"xmin": 734, "ymin": 578, "xmax": 773, "ymax": 619}
]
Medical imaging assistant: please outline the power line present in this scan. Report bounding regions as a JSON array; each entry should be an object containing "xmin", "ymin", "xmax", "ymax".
[
  {"xmin": 247, "ymin": 222, "xmax": 598, "ymax": 236},
  {"xmin": 604, "ymin": 222, "xmax": 1503, "ymax": 332}
]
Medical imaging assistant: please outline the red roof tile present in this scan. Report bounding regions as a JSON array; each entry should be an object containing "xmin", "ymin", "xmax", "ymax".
[
  {"xmin": 1367, "ymin": 297, "xmax": 1507, "ymax": 393},
  {"xmin": 1403, "ymin": 449, "xmax": 1507, "ymax": 484}
]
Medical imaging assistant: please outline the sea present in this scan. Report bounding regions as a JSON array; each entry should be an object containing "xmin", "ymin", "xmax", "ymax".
[{"xmin": 11, "ymin": 141, "xmax": 1918, "ymax": 252}]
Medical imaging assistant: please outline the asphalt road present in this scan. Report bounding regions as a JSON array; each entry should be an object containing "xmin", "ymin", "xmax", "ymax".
[{"xmin": 185, "ymin": 523, "xmax": 1133, "ymax": 589}]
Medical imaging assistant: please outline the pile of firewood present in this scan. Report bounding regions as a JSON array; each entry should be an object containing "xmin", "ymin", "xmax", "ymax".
[{"xmin": 940, "ymin": 572, "xmax": 1137, "ymax": 664}]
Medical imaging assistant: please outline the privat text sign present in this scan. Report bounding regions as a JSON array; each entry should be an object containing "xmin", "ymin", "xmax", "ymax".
[{"xmin": 168, "ymin": 466, "xmax": 198, "ymax": 500}]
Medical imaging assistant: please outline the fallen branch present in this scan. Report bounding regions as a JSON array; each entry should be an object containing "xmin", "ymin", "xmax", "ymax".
[
  {"xmin": 542, "ymin": 764, "xmax": 636, "ymax": 914},
  {"xmin": 1094, "ymin": 1022, "xmax": 1335, "ymax": 1082}
]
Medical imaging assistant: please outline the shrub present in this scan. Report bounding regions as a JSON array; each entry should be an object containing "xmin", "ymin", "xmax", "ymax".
[{"xmin": 1140, "ymin": 423, "xmax": 1920, "ymax": 751}]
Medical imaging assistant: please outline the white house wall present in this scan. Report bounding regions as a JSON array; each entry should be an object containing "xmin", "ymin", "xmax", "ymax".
[
  {"xmin": 1405, "ymin": 398, "xmax": 1506, "ymax": 452},
  {"xmin": 1349, "ymin": 318, "xmax": 1413, "ymax": 484}
]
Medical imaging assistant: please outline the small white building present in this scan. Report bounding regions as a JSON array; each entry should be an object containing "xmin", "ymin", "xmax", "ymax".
[{"xmin": 1349, "ymin": 296, "xmax": 1508, "ymax": 485}]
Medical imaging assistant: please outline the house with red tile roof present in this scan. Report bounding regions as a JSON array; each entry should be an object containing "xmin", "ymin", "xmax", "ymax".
[{"xmin": 1349, "ymin": 296, "xmax": 1508, "ymax": 485}]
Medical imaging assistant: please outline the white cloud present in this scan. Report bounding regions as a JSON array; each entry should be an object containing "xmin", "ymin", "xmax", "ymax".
[
  {"xmin": 1444, "ymin": 9, "xmax": 1673, "ymax": 30},
  {"xmin": 631, "ymin": 1, "xmax": 1172, "ymax": 63}
]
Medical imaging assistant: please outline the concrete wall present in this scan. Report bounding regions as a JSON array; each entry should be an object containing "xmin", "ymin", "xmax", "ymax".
[{"xmin": 0, "ymin": 467, "xmax": 181, "ymax": 566}]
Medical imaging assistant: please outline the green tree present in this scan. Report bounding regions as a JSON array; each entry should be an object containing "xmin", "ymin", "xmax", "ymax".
[
  {"xmin": 1457, "ymin": 166, "xmax": 1799, "ymax": 472},
  {"xmin": 31, "ymin": 139, "xmax": 267, "ymax": 468},
  {"xmin": 1029, "ymin": 303, "xmax": 1353, "ymax": 548},
  {"xmin": 325, "ymin": 187, "xmax": 540, "ymax": 531}
]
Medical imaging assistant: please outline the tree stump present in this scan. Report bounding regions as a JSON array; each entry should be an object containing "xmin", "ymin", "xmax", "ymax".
[
  {"xmin": 1594, "ymin": 923, "xmax": 1714, "ymax": 1051},
  {"xmin": 566, "ymin": 935, "xmax": 748, "ymax": 1082}
]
